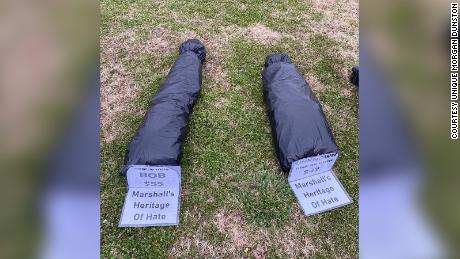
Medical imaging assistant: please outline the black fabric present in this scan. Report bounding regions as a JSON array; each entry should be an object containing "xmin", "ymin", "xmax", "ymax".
[
  {"xmin": 350, "ymin": 66, "xmax": 359, "ymax": 86},
  {"xmin": 121, "ymin": 39, "xmax": 206, "ymax": 175},
  {"xmin": 262, "ymin": 53, "xmax": 338, "ymax": 173}
]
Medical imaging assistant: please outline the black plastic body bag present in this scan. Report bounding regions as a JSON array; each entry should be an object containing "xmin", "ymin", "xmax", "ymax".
[
  {"xmin": 121, "ymin": 39, "xmax": 206, "ymax": 175},
  {"xmin": 262, "ymin": 54, "xmax": 338, "ymax": 173}
]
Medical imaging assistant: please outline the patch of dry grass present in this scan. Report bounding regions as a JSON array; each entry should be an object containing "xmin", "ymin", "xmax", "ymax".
[
  {"xmin": 243, "ymin": 23, "xmax": 280, "ymax": 44},
  {"xmin": 100, "ymin": 31, "xmax": 138, "ymax": 143},
  {"xmin": 169, "ymin": 208, "xmax": 316, "ymax": 258},
  {"xmin": 310, "ymin": 0, "xmax": 359, "ymax": 65}
]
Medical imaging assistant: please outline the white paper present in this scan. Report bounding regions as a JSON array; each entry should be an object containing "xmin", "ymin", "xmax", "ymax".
[
  {"xmin": 288, "ymin": 152, "xmax": 352, "ymax": 216},
  {"xmin": 288, "ymin": 152, "xmax": 338, "ymax": 182},
  {"xmin": 119, "ymin": 165, "xmax": 181, "ymax": 227},
  {"xmin": 289, "ymin": 170, "xmax": 352, "ymax": 216}
]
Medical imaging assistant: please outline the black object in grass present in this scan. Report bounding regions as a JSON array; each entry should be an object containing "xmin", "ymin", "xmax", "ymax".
[
  {"xmin": 350, "ymin": 66, "xmax": 359, "ymax": 87},
  {"xmin": 120, "ymin": 39, "xmax": 206, "ymax": 175},
  {"xmin": 262, "ymin": 53, "xmax": 338, "ymax": 173}
]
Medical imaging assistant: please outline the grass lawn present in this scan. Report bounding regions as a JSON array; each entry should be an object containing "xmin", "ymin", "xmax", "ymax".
[{"xmin": 100, "ymin": 0, "xmax": 358, "ymax": 257}]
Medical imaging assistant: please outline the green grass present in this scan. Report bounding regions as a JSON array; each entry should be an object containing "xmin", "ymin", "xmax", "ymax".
[{"xmin": 101, "ymin": 0, "xmax": 358, "ymax": 257}]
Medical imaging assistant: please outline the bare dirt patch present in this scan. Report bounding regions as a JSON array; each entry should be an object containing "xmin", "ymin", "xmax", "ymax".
[
  {"xmin": 204, "ymin": 61, "xmax": 232, "ymax": 91},
  {"xmin": 305, "ymin": 74, "xmax": 328, "ymax": 93},
  {"xmin": 215, "ymin": 211, "xmax": 250, "ymax": 250},
  {"xmin": 309, "ymin": 0, "xmax": 359, "ymax": 62},
  {"xmin": 253, "ymin": 244, "xmax": 267, "ymax": 259},
  {"xmin": 100, "ymin": 27, "xmax": 180, "ymax": 143},
  {"xmin": 243, "ymin": 23, "xmax": 280, "ymax": 44},
  {"xmin": 275, "ymin": 225, "xmax": 316, "ymax": 258},
  {"xmin": 100, "ymin": 31, "xmax": 138, "ymax": 143},
  {"xmin": 142, "ymin": 28, "xmax": 178, "ymax": 56},
  {"xmin": 169, "ymin": 209, "xmax": 316, "ymax": 257},
  {"xmin": 198, "ymin": 25, "xmax": 243, "ymax": 91}
]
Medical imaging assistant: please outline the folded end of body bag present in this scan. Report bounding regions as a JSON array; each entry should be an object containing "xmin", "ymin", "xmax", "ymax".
[
  {"xmin": 120, "ymin": 39, "xmax": 206, "ymax": 176},
  {"xmin": 179, "ymin": 39, "xmax": 206, "ymax": 64},
  {"xmin": 264, "ymin": 53, "xmax": 292, "ymax": 67},
  {"xmin": 349, "ymin": 66, "xmax": 359, "ymax": 87},
  {"xmin": 262, "ymin": 53, "xmax": 338, "ymax": 173}
]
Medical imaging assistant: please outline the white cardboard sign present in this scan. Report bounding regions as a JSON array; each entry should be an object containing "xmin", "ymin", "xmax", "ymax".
[
  {"xmin": 288, "ymin": 152, "xmax": 338, "ymax": 182},
  {"xmin": 119, "ymin": 165, "xmax": 181, "ymax": 227},
  {"xmin": 288, "ymin": 153, "xmax": 352, "ymax": 216}
]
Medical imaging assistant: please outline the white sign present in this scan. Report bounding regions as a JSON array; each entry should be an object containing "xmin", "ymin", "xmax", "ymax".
[
  {"xmin": 119, "ymin": 165, "xmax": 181, "ymax": 227},
  {"xmin": 288, "ymin": 152, "xmax": 338, "ymax": 182},
  {"xmin": 288, "ymin": 153, "xmax": 352, "ymax": 216}
]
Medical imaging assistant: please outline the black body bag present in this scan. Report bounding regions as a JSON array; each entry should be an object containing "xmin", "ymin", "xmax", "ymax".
[
  {"xmin": 262, "ymin": 53, "xmax": 338, "ymax": 173},
  {"xmin": 121, "ymin": 39, "xmax": 206, "ymax": 175}
]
